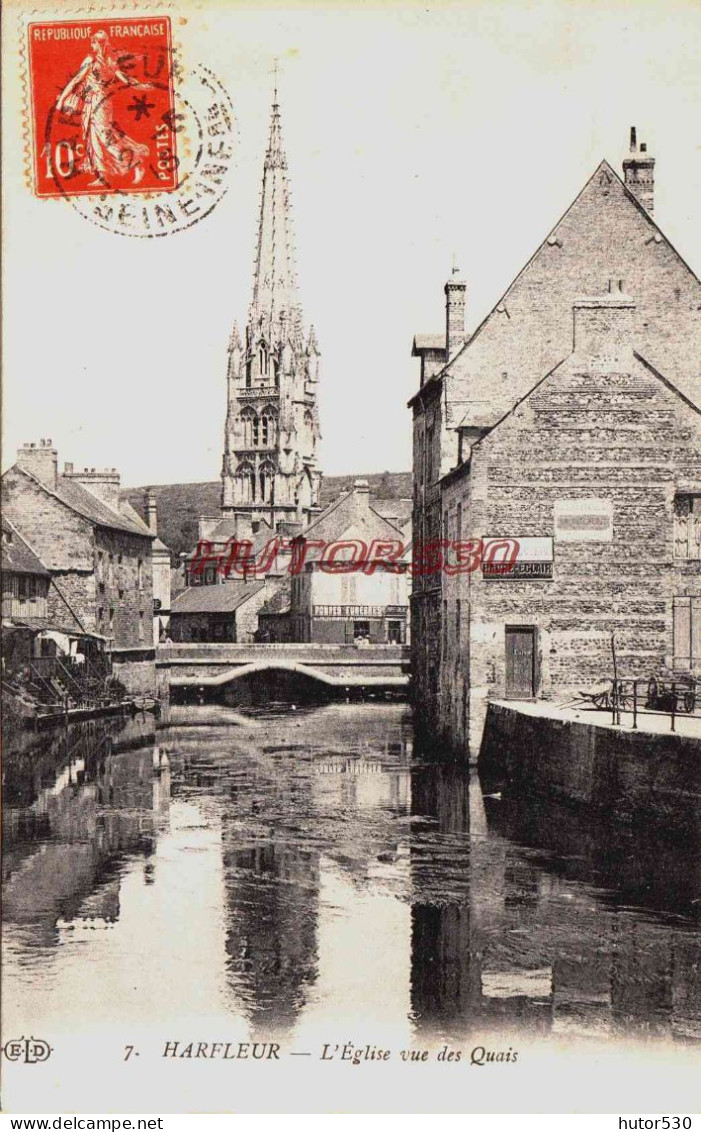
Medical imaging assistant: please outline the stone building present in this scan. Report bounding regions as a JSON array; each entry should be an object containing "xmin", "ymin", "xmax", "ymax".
[
  {"xmin": 220, "ymin": 91, "xmax": 322, "ymax": 528},
  {"xmin": 168, "ymin": 579, "xmax": 268, "ymax": 643},
  {"xmin": 2, "ymin": 518, "xmax": 51, "ymax": 626},
  {"xmin": 287, "ymin": 479, "xmax": 411, "ymax": 644},
  {"xmin": 134, "ymin": 488, "xmax": 171, "ymax": 644},
  {"xmin": 409, "ymin": 130, "xmax": 701, "ymax": 755},
  {"xmin": 2, "ymin": 441, "xmax": 157, "ymax": 694}
]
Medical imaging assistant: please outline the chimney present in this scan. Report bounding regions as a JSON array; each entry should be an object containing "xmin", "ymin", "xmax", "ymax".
[
  {"xmin": 350, "ymin": 478, "xmax": 371, "ymax": 520},
  {"xmin": 622, "ymin": 126, "xmax": 655, "ymax": 214},
  {"xmin": 16, "ymin": 439, "xmax": 58, "ymax": 491},
  {"xmin": 144, "ymin": 488, "xmax": 158, "ymax": 534},
  {"xmin": 62, "ymin": 465, "xmax": 121, "ymax": 510},
  {"xmin": 444, "ymin": 265, "xmax": 467, "ymax": 360},
  {"xmin": 572, "ymin": 280, "xmax": 636, "ymax": 366}
]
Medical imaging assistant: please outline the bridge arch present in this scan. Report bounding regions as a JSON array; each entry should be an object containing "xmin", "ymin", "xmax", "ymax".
[{"xmin": 171, "ymin": 660, "xmax": 346, "ymax": 688}]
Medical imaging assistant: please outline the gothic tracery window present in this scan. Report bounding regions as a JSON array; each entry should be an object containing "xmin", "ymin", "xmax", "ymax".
[
  {"xmin": 259, "ymin": 462, "xmax": 275, "ymax": 504},
  {"xmin": 237, "ymin": 462, "xmax": 255, "ymax": 503},
  {"xmin": 261, "ymin": 406, "xmax": 277, "ymax": 447},
  {"xmin": 258, "ymin": 342, "xmax": 268, "ymax": 379},
  {"xmin": 240, "ymin": 408, "xmax": 257, "ymax": 448}
]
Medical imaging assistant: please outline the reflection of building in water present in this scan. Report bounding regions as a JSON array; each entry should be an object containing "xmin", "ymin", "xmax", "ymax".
[
  {"xmin": 408, "ymin": 767, "xmax": 701, "ymax": 1042},
  {"xmin": 216, "ymin": 749, "xmax": 320, "ymax": 1034},
  {"xmin": 409, "ymin": 764, "xmax": 482, "ymax": 1031},
  {"xmin": 217, "ymin": 709, "xmax": 414, "ymax": 1033},
  {"xmin": 222, "ymin": 832, "xmax": 319, "ymax": 1035},
  {"xmin": 3, "ymin": 725, "xmax": 168, "ymax": 947}
]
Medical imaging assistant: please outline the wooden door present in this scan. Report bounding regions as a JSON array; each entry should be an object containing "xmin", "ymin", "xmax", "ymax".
[{"xmin": 505, "ymin": 626, "xmax": 536, "ymax": 699}]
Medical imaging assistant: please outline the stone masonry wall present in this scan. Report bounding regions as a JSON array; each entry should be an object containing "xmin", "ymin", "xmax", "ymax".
[{"xmin": 441, "ymin": 348, "xmax": 701, "ymax": 755}]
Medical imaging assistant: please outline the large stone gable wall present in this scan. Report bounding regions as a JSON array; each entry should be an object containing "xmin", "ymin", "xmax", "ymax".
[
  {"xmin": 446, "ymin": 164, "xmax": 701, "ymax": 433},
  {"xmin": 2, "ymin": 469, "xmax": 93, "ymax": 572}
]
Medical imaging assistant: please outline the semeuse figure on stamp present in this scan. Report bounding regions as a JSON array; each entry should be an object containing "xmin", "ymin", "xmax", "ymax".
[{"xmin": 55, "ymin": 31, "xmax": 152, "ymax": 186}]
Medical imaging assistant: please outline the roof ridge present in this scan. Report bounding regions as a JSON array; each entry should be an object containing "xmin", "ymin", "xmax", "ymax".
[{"xmin": 410, "ymin": 156, "xmax": 700, "ymax": 407}]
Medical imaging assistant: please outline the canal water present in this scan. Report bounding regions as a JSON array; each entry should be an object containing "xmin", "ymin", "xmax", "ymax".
[{"xmin": 2, "ymin": 702, "xmax": 700, "ymax": 1109}]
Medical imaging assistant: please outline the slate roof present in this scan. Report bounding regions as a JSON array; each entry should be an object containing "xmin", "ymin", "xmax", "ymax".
[
  {"xmin": 298, "ymin": 487, "xmax": 405, "ymax": 560},
  {"xmin": 412, "ymin": 333, "xmax": 447, "ymax": 354},
  {"xmin": 170, "ymin": 580, "xmax": 265, "ymax": 615},
  {"xmin": 49, "ymin": 475, "xmax": 154, "ymax": 539},
  {"xmin": 258, "ymin": 579, "xmax": 291, "ymax": 616},
  {"xmin": 371, "ymin": 498, "xmax": 413, "ymax": 525},
  {"xmin": 1, "ymin": 519, "xmax": 50, "ymax": 576}
]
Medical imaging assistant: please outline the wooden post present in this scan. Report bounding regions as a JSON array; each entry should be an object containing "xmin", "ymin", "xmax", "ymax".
[
  {"xmin": 671, "ymin": 681, "xmax": 676, "ymax": 732},
  {"xmin": 632, "ymin": 679, "xmax": 638, "ymax": 730},
  {"xmin": 611, "ymin": 633, "xmax": 620, "ymax": 726}
]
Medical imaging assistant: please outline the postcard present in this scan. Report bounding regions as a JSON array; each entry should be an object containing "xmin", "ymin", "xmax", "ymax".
[{"xmin": 2, "ymin": 0, "xmax": 700, "ymax": 1118}]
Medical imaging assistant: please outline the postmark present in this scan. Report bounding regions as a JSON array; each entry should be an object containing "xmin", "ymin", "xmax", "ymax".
[
  {"xmin": 28, "ymin": 16, "xmax": 178, "ymax": 198},
  {"xmin": 68, "ymin": 62, "xmax": 237, "ymax": 238},
  {"xmin": 23, "ymin": 12, "xmax": 237, "ymax": 237}
]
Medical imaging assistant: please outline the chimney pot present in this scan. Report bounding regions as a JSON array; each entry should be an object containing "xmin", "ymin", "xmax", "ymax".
[
  {"xmin": 444, "ymin": 265, "xmax": 467, "ymax": 360},
  {"xmin": 622, "ymin": 127, "xmax": 655, "ymax": 214},
  {"xmin": 16, "ymin": 439, "xmax": 58, "ymax": 490}
]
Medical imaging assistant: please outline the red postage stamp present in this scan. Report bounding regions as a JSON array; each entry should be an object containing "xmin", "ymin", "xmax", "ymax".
[{"xmin": 27, "ymin": 16, "xmax": 178, "ymax": 198}]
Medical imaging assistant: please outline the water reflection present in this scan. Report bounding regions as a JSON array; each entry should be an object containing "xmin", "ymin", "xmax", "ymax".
[{"xmin": 2, "ymin": 704, "xmax": 699, "ymax": 1047}]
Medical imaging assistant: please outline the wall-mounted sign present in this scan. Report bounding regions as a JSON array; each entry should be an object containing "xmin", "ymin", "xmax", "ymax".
[
  {"xmin": 482, "ymin": 537, "xmax": 553, "ymax": 580},
  {"xmin": 484, "ymin": 561, "xmax": 553, "ymax": 579},
  {"xmin": 554, "ymin": 498, "xmax": 613, "ymax": 542}
]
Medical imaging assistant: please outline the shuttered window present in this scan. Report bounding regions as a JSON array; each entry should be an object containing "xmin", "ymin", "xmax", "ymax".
[{"xmin": 673, "ymin": 596, "xmax": 701, "ymax": 670}]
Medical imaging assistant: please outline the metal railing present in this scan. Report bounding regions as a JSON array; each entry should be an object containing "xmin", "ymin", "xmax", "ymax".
[{"xmin": 587, "ymin": 677, "xmax": 698, "ymax": 732}]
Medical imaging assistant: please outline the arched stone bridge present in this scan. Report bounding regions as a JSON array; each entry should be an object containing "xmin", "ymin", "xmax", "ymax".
[{"xmin": 156, "ymin": 642, "xmax": 411, "ymax": 690}]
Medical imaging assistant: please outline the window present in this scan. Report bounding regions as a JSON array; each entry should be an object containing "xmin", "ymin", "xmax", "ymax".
[
  {"xmin": 108, "ymin": 554, "xmax": 114, "ymax": 585},
  {"xmin": 426, "ymin": 421, "xmax": 435, "ymax": 485},
  {"xmin": 109, "ymin": 607, "xmax": 115, "ymax": 633},
  {"xmin": 261, "ymin": 407, "xmax": 277, "ymax": 447},
  {"xmin": 443, "ymin": 599, "xmax": 448, "ymax": 659},
  {"xmin": 237, "ymin": 462, "xmax": 255, "ymax": 502},
  {"xmin": 258, "ymin": 342, "xmax": 268, "ymax": 378},
  {"xmin": 259, "ymin": 462, "xmax": 275, "ymax": 504},
  {"xmin": 18, "ymin": 576, "xmax": 37, "ymax": 600},
  {"xmin": 387, "ymin": 620, "xmax": 402, "ymax": 644},
  {"xmin": 353, "ymin": 620, "xmax": 370, "ymax": 640},
  {"xmin": 137, "ymin": 559, "xmax": 144, "ymax": 590},
  {"xmin": 96, "ymin": 552, "xmax": 104, "ymax": 582},
  {"xmin": 673, "ymin": 596, "xmax": 701, "ymax": 670},
  {"xmin": 674, "ymin": 494, "xmax": 701, "ymax": 559},
  {"xmin": 98, "ymin": 607, "xmax": 104, "ymax": 624},
  {"xmin": 252, "ymin": 415, "xmax": 261, "ymax": 447},
  {"xmin": 139, "ymin": 612, "xmax": 144, "ymax": 641},
  {"xmin": 241, "ymin": 408, "xmax": 257, "ymax": 448}
]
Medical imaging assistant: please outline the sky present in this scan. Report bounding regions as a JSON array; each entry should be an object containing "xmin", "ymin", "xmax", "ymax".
[{"xmin": 3, "ymin": 0, "xmax": 701, "ymax": 488}]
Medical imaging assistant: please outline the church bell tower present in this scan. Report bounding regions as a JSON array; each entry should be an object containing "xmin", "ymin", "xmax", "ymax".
[{"xmin": 221, "ymin": 90, "xmax": 322, "ymax": 526}]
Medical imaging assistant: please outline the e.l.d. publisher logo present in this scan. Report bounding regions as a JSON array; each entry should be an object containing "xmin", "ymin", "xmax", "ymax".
[{"xmin": 1, "ymin": 1036, "xmax": 52, "ymax": 1063}]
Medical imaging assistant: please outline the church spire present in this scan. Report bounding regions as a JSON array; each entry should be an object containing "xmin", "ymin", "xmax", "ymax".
[
  {"xmin": 221, "ymin": 87, "xmax": 321, "ymax": 526},
  {"xmin": 249, "ymin": 89, "xmax": 302, "ymax": 343}
]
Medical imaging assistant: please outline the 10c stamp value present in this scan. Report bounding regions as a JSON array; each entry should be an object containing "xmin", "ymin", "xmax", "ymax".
[{"xmin": 28, "ymin": 16, "xmax": 178, "ymax": 198}]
